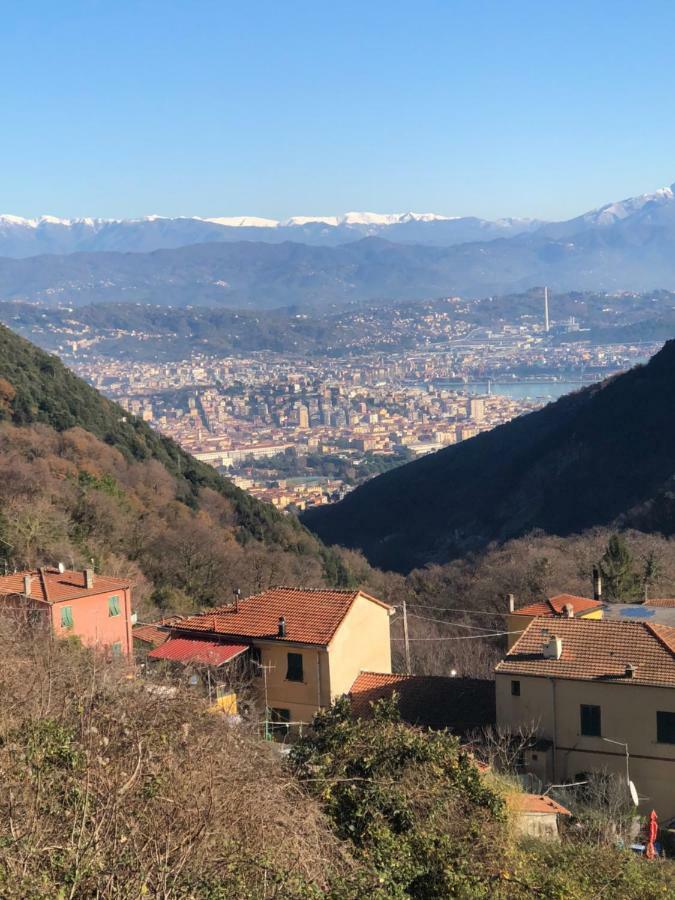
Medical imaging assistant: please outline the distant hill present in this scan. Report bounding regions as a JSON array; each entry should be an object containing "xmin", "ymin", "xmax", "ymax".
[
  {"xmin": 3, "ymin": 220, "xmax": 675, "ymax": 309},
  {"xmin": 302, "ymin": 341, "xmax": 675, "ymax": 572},
  {"xmin": 2, "ymin": 183, "xmax": 675, "ymax": 307},
  {"xmin": 0, "ymin": 211, "xmax": 540, "ymax": 257},
  {"xmin": 0, "ymin": 323, "xmax": 350, "ymax": 593}
]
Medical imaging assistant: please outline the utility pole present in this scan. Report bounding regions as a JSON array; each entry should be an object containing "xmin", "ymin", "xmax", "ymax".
[{"xmin": 402, "ymin": 599, "xmax": 411, "ymax": 674}]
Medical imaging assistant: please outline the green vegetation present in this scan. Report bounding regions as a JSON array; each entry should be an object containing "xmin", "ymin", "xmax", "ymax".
[
  {"xmin": 1, "ymin": 630, "xmax": 672, "ymax": 898},
  {"xmin": 241, "ymin": 448, "xmax": 414, "ymax": 486},
  {"xmin": 0, "ymin": 323, "xmax": 354, "ymax": 608}
]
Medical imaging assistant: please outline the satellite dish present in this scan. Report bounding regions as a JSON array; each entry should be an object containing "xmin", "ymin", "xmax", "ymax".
[
  {"xmin": 629, "ymin": 780, "xmax": 639, "ymax": 807},
  {"xmin": 58, "ymin": 562, "xmax": 66, "ymax": 574}
]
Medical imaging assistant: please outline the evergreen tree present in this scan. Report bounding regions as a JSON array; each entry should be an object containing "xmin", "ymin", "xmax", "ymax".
[{"xmin": 598, "ymin": 534, "xmax": 641, "ymax": 602}]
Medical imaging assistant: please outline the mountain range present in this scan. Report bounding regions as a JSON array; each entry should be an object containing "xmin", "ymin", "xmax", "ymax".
[
  {"xmin": 302, "ymin": 340, "xmax": 675, "ymax": 572},
  {"xmin": 0, "ymin": 210, "xmax": 540, "ymax": 256},
  {"xmin": 2, "ymin": 182, "xmax": 675, "ymax": 306}
]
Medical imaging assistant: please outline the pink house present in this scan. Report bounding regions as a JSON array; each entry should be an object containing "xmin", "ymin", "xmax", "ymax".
[{"xmin": 0, "ymin": 567, "xmax": 133, "ymax": 657}]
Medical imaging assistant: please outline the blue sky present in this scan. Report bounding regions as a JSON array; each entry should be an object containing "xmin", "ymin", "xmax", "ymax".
[{"xmin": 2, "ymin": 0, "xmax": 675, "ymax": 221}]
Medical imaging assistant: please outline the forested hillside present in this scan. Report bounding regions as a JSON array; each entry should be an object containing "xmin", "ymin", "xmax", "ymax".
[
  {"xmin": 0, "ymin": 324, "xmax": 351, "ymax": 611},
  {"xmin": 304, "ymin": 340, "xmax": 675, "ymax": 571}
]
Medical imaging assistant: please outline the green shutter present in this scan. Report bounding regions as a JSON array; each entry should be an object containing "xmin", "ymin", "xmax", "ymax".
[
  {"xmin": 60, "ymin": 606, "xmax": 73, "ymax": 629},
  {"xmin": 108, "ymin": 595, "xmax": 120, "ymax": 617}
]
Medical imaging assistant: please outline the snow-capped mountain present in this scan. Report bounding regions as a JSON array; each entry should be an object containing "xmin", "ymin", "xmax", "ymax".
[{"xmin": 0, "ymin": 210, "xmax": 542, "ymax": 257}]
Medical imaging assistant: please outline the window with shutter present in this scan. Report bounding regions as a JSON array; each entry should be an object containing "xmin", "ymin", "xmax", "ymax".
[
  {"xmin": 60, "ymin": 606, "xmax": 73, "ymax": 629},
  {"xmin": 108, "ymin": 595, "xmax": 120, "ymax": 617},
  {"xmin": 286, "ymin": 652, "xmax": 303, "ymax": 682}
]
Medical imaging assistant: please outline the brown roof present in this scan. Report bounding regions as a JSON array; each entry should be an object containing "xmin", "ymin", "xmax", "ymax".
[
  {"xmin": 133, "ymin": 618, "xmax": 183, "ymax": 648},
  {"xmin": 0, "ymin": 568, "xmax": 129, "ymax": 605},
  {"xmin": 513, "ymin": 594, "xmax": 603, "ymax": 618},
  {"xmin": 170, "ymin": 587, "xmax": 391, "ymax": 647},
  {"xmin": 496, "ymin": 617, "xmax": 675, "ymax": 688},
  {"xmin": 349, "ymin": 671, "xmax": 495, "ymax": 734},
  {"xmin": 508, "ymin": 793, "xmax": 571, "ymax": 816},
  {"xmin": 646, "ymin": 599, "xmax": 675, "ymax": 608},
  {"xmin": 148, "ymin": 637, "xmax": 249, "ymax": 667}
]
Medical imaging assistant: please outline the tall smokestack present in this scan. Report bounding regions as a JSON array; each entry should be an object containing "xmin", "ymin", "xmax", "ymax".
[
  {"xmin": 592, "ymin": 566, "xmax": 602, "ymax": 602},
  {"xmin": 544, "ymin": 286, "xmax": 550, "ymax": 333}
]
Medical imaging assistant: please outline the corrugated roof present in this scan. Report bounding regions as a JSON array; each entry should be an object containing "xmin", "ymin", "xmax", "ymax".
[
  {"xmin": 349, "ymin": 671, "xmax": 495, "ymax": 733},
  {"xmin": 148, "ymin": 637, "xmax": 249, "ymax": 666},
  {"xmin": 172, "ymin": 587, "xmax": 391, "ymax": 646},
  {"xmin": 513, "ymin": 594, "xmax": 603, "ymax": 618},
  {"xmin": 133, "ymin": 618, "xmax": 183, "ymax": 648},
  {"xmin": 0, "ymin": 568, "xmax": 129, "ymax": 604},
  {"xmin": 496, "ymin": 617, "xmax": 675, "ymax": 687},
  {"xmin": 508, "ymin": 793, "xmax": 571, "ymax": 816}
]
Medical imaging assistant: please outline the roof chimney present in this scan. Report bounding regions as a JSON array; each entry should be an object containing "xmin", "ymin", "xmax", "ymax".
[
  {"xmin": 23, "ymin": 574, "xmax": 32, "ymax": 596},
  {"xmin": 543, "ymin": 635, "xmax": 563, "ymax": 660},
  {"xmin": 84, "ymin": 568, "xmax": 94, "ymax": 589},
  {"xmin": 625, "ymin": 663, "xmax": 637, "ymax": 679},
  {"xmin": 277, "ymin": 616, "xmax": 286, "ymax": 638},
  {"xmin": 507, "ymin": 593, "xmax": 515, "ymax": 613},
  {"xmin": 563, "ymin": 603, "xmax": 574, "ymax": 618},
  {"xmin": 592, "ymin": 566, "xmax": 602, "ymax": 602}
]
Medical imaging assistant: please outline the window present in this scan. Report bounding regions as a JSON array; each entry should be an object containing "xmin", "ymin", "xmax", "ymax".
[
  {"xmin": 657, "ymin": 711, "xmax": 675, "ymax": 744},
  {"xmin": 250, "ymin": 646, "xmax": 262, "ymax": 676},
  {"xmin": 580, "ymin": 704, "xmax": 601, "ymax": 737},
  {"xmin": 286, "ymin": 652, "xmax": 304, "ymax": 682},
  {"xmin": 111, "ymin": 641, "xmax": 122, "ymax": 658},
  {"xmin": 108, "ymin": 595, "xmax": 121, "ymax": 617},
  {"xmin": 60, "ymin": 606, "xmax": 73, "ymax": 629},
  {"xmin": 511, "ymin": 680, "xmax": 521, "ymax": 696}
]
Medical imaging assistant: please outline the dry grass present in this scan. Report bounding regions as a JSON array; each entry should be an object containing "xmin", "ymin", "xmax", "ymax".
[{"xmin": 0, "ymin": 618, "xmax": 353, "ymax": 898}]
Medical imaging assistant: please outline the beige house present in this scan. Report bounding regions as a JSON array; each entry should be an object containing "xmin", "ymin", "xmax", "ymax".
[
  {"xmin": 149, "ymin": 586, "xmax": 393, "ymax": 725},
  {"xmin": 496, "ymin": 617, "xmax": 675, "ymax": 818}
]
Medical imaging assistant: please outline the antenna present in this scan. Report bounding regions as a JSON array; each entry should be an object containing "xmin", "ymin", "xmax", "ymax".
[{"xmin": 544, "ymin": 286, "xmax": 550, "ymax": 333}]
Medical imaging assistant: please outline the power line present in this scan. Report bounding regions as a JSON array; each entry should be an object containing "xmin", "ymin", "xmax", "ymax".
[
  {"xmin": 392, "ymin": 629, "xmax": 523, "ymax": 642},
  {"xmin": 403, "ymin": 603, "xmax": 511, "ymax": 617},
  {"xmin": 406, "ymin": 612, "xmax": 500, "ymax": 633}
]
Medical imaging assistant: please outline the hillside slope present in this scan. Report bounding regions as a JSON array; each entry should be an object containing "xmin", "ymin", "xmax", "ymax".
[
  {"xmin": 3, "ymin": 220, "xmax": 675, "ymax": 309},
  {"xmin": 0, "ymin": 324, "xmax": 350, "ymax": 601},
  {"xmin": 303, "ymin": 341, "xmax": 675, "ymax": 572}
]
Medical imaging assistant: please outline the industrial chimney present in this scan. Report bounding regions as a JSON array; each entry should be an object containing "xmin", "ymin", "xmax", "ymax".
[
  {"xmin": 592, "ymin": 567, "xmax": 602, "ymax": 602},
  {"xmin": 278, "ymin": 616, "xmax": 286, "ymax": 638}
]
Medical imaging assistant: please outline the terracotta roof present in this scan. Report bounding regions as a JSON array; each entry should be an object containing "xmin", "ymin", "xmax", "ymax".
[
  {"xmin": 0, "ymin": 568, "xmax": 129, "ymax": 605},
  {"xmin": 646, "ymin": 599, "xmax": 675, "ymax": 608},
  {"xmin": 133, "ymin": 618, "xmax": 183, "ymax": 648},
  {"xmin": 349, "ymin": 671, "xmax": 495, "ymax": 733},
  {"xmin": 512, "ymin": 594, "xmax": 603, "ymax": 618},
  {"xmin": 148, "ymin": 637, "xmax": 249, "ymax": 667},
  {"xmin": 171, "ymin": 587, "xmax": 391, "ymax": 647},
  {"xmin": 508, "ymin": 793, "xmax": 571, "ymax": 816},
  {"xmin": 496, "ymin": 617, "xmax": 675, "ymax": 687}
]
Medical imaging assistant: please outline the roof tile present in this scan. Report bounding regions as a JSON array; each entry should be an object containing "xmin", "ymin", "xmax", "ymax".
[
  {"xmin": 0, "ymin": 568, "xmax": 129, "ymax": 605},
  {"xmin": 497, "ymin": 617, "xmax": 675, "ymax": 687},
  {"xmin": 171, "ymin": 587, "xmax": 390, "ymax": 647}
]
